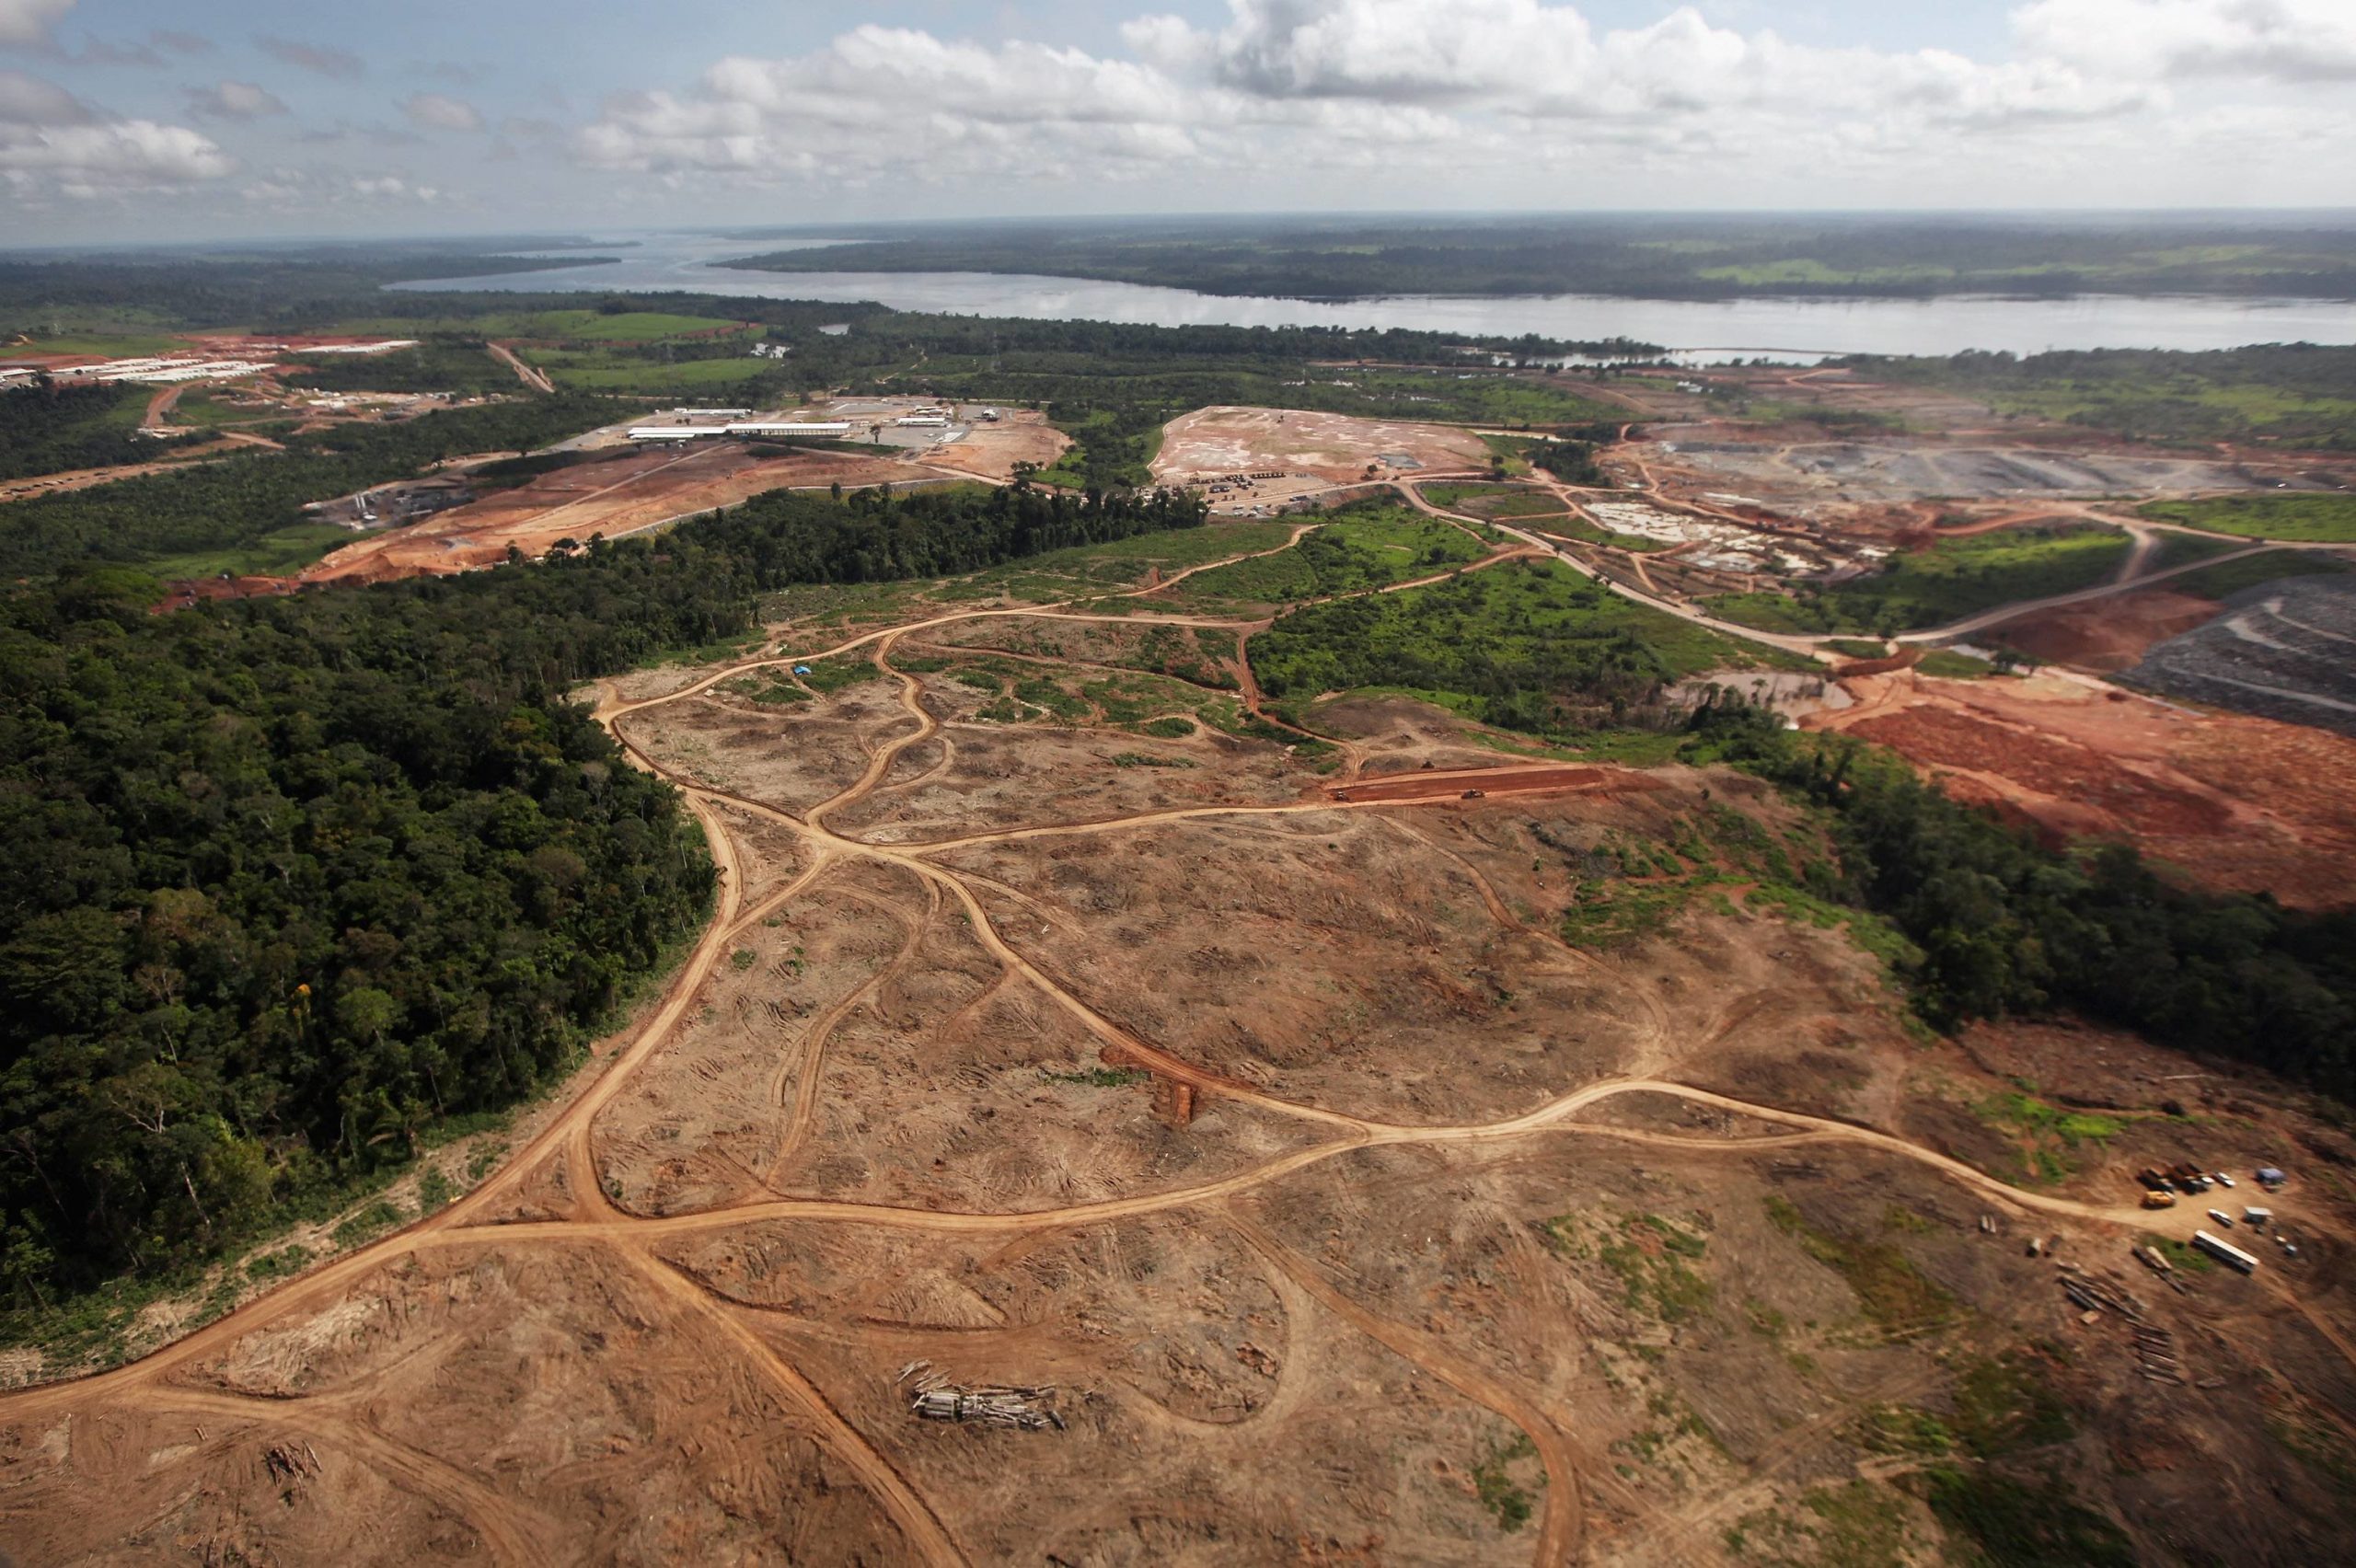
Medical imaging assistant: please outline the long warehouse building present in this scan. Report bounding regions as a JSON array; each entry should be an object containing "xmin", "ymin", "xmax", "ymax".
[{"xmin": 627, "ymin": 421, "xmax": 853, "ymax": 442}]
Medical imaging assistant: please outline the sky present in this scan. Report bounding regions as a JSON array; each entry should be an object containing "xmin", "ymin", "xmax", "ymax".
[{"xmin": 1, "ymin": 0, "xmax": 2352, "ymax": 246}]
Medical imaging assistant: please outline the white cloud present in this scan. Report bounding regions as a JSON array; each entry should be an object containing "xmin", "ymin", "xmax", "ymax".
[
  {"xmin": 237, "ymin": 166, "xmax": 444, "ymax": 209},
  {"xmin": 0, "ymin": 66, "xmax": 84, "ymax": 123},
  {"xmin": 400, "ymin": 91, "xmax": 483, "ymax": 133},
  {"xmin": 2015, "ymin": 0, "xmax": 2356, "ymax": 84},
  {"xmin": 0, "ymin": 67, "xmax": 229, "ymax": 200},
  {"xmin": 572, "ymin": 2, "xmax": 2187, "ymax": 201},
  {"xmin": 0, "ymin": 0, "xmax": 73, "ymax": 50},
  {"xmin": 187, "ymin": 80, "xmax": 286, "ymax": 121}
]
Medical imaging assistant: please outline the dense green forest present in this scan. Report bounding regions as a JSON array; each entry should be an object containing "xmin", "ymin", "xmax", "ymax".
[
  {"xmin": 0, "ymin": 393, "xmax": 623, "ymax": 579},
  {"xmin": 0, "ymin": 478, "xmax": 1206, "ymax": 1309},
  {"xmin": 0, "ymin": 383, "xmax": 195, "ymax": 482},
  {"xmin": 722, "ymin": 214, "xmax": 2356, "ymax": 301},
  {"xmin": 1688, "ymin": 701, "xmax": 2356, "ymax": 1098},
  {"xmin": 1853, "ymin": 344, "xmax": 2356, "ymax": 449}
]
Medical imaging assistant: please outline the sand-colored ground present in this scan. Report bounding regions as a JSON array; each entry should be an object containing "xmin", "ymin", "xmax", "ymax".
[
  {"xmin": 1813, "ymin": 666, "xmax": 2356, "ymax": 906},
  {"xmin": 912, "ymin": 413, "xmax": 1068, "ymax": 480},
  {"xmin": 1154, "ymin": 406, "xmax": 1493, "ymax": 486},
  {"xmin": 7, "ymin": 531, "xmax": 2355, "ymax": 1567},
  {"xmin": 300, "ymin": 443, "xmax": 942, "ymax": 585}
]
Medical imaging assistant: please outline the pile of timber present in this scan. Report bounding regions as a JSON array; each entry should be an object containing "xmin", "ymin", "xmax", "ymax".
[
  {"xmin": 2133, "ymin": 1325, "xmax": 2184, "ymax": 1386},
  {"xmin": 263, "ymin": 1442, "xmax": 320, "ymax": 1483},
  {"xmin": 2059, "ymin": 1269, "xmax": 2148, "ymax": 1326},
  {"xmin": 897, "ymin": 1360, "xmax": 1066, "ymax": 1432}
]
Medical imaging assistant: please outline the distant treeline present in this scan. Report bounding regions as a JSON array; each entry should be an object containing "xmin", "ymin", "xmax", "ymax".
[
  {"xmin": 0, "ymin": 382, "xmax": 195, "ymax": 483},
  {"xmin": 1850, "ymin": 344, "xmax": 2356, "ymax": 450},
  {"xmin": 0, "ymin": 478, "xmax": 1206, "ymax": 1308},
  {"xmin": 722, "ymin": 214, "xmax": 2356, "ymax": 301},
  {"xmin": 0, "ymin": 393, "xmax": 624, "ymax": 579},
  {"xmin": 1691, "ymin": 701, "xmax": 2355, "ymax": 1099}
]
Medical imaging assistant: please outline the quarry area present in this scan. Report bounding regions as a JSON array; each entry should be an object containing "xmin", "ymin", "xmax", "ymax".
[{"xmin": 6, "ymin": 512, "xmax": 2356, "ymax": 1568}]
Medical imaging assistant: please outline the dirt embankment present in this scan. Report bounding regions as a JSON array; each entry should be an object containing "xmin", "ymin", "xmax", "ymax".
[{"xmin": 1813, "ymin": 668, "xmax": 2356, "ymax": 908}]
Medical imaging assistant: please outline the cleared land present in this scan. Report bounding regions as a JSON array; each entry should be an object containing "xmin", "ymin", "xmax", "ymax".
[
  {"xmin": 1811, "ymin": 665, "xmax": 2356, "ymax": 906},
  {"xmin": 8, "ymin": 521, "xmax": 2352, "ymax": 1567},
  {"xmin": 1154, "ymin": 406, "xmax": 1494, "ymax": 486},
  {"xmin": 299, "ymin": 442, "xmax": 942, "ymax": 585}
]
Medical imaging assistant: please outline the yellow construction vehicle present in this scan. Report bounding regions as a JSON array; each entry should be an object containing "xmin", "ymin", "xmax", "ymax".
[{"xmin": 2142, "ymin": 1190, "xmax": 2177, "ymax": 1210}]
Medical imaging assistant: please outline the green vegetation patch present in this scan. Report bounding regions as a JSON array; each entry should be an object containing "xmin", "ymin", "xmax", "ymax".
[
  {"xmin": 1952, "ymin": 1349, "xmax": 2076, "ymax": 1458},
  {"xmin": 1972, "ymin": 1087, "xmax": 2123, "ymax": 1184},
  {"xmin": 1253, "ymin": 556, "xmax": 1801, "ymax": 743},
  {"xmin": 1923, "ymin": 1469, "xmax": 2133, "ymax": 1568},
  {"xmin": 1472, "ymin": 1432, "xmax": 1540, "ymax": 1532},
  {"xmin": 1039, "ymin": 1065, "xmax": 1149, "ymax": 1088},
  {"xmin": 2140, "ymin": 491, "xmax": 2356, "ymax": 543},
  {"xmin": 1727, "ymin": 1480, "xmax": 1920, "ymax": 1567},
  {"xmin": 1549, "ymin": 1210, "xmax": 1715, "ymax": 1322},
  {"xmin": 1854, "ymin": 1403, "xmax": 1954, "ymax": 1456},
  {"xmin": 1704, "ymin": 524, "xmax": 2131, "ymax": 638},
  {"xmin": 2166, "ymin": 547, "xmax": 2350, "ymax": 601},
  {"xmin": 1166, "ymin": 502, "xmax": 1483, "ymax": 609},
  {"xmin": 1763, "ymin": 1195, "xmax": 1957, "ymax": 1335},
  {"xmin": 1915, "ymin": 649, "xmax": 1994, "ymax": 679}
]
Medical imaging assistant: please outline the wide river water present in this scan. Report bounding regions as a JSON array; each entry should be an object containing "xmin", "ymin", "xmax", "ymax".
[{"xmin": 393, "ymin": 232, "xmax": 2356, "ymax": 363}]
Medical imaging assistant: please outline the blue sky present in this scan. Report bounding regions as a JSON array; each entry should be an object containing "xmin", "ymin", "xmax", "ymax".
[{"xmin": 2, "ymin": 0, "xmax": 2350, "ymax": 245}]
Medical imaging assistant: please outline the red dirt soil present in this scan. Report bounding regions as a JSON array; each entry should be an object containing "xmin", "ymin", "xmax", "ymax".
[
  {"xmin": 1328, "ymin": 765, "xmax": 1664, "ymax": 804},
  {"xmin": 300, "ymin": 442, "xmax": 940, "ymax": 586},
  {"xmin": 1995, "ymin": 588, "xmax": 2222, "ymax": 674},
  {"xmin": 1814, "ymin": 670, "xmax": 2356, "ymax": 907}
]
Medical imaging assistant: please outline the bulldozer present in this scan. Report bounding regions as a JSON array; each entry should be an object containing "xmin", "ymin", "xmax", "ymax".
[{"xmin": 2142, "ymin": 1189, "xmax": 2177, "ymax": 1210}]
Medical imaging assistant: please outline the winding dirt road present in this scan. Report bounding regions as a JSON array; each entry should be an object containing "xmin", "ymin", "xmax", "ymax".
[{"xmin": 0, "ymin": 518, "xmax": 2316, "ymax": 1566}]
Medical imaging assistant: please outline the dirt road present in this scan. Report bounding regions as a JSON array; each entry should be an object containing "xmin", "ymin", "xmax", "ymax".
[{"xmin": 4, "ymin": 518, "xmax": 2336, "ymax": 1565}]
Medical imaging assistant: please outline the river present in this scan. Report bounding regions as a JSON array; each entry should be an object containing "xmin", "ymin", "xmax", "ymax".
[{"xmin": 392, "ymin": 231, "xmax": 2356, "ymax": 363}]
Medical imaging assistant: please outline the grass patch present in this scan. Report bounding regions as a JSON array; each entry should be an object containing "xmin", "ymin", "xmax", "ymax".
[
  {"xmin": 1819, "ymin": 638, "xmax": 1889, "ymax": 659},
  {"xmin": 1472, "ymin": 1432, "xmax": 1540, "ymax": 1532},
  {"xmin": 1952, "ymin": 1349, "xmax": 2075, "ymax": 1458},
  {"xmin": 1923, "ymin": 1468, "xmax": 2133, "ymax": 1567},
  {"xmin": 1854, "ymin": 1403, "xmax": 1954, "ymax": 1456},
  {"xmin": 1972, "ymin": 1087, "xmax": 2122, "ymax": 1184},
  {"xmin": 2140, "ymin": 492, "xmax": 2356, "ymax": 543},
  {"xmin": 1915, "ymin": 649, "xmax": 1994, "ymax": 679},
  {"xmin": 147, "ymin": 521, "xmax": 355, "ymax": 579},
  {"xmin": 1564, "ymin": 1212, "xmax": 1715, "ymax": 1324},
  {"xmin": 1763, "ymin": 1195, "xmax": 1956, "ymax": 1335},
  {"xmin": 2167, "ymin": 547, "xmax": 2350, "ymax": 601},
  {"xmin": 1705, "ymin": 524, "xmax": 2130, "ymax": 637},
  {"xmin": 1254, "ymin": 555, "xmax": 1805, "ymax": 744},
  {"xmin": 795, "ymin": 657, "xmax": 884, "ymax": 694},
  {"xmin": 329, "ymin": 1198, "xmax": 408, "ymax": 1251},
  {"xmin": 1138, "ymin": 715, "xmax": 1195, "ymax": 738},
  {"xmin": 1164, "ymin": 502, "xmax": 1484, "ymax": 609}
]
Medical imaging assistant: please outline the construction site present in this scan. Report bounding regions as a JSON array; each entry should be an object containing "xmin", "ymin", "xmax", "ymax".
[{"xmin": 6, "ymin": 503, "xmax": 2355, "ymax": 1567}]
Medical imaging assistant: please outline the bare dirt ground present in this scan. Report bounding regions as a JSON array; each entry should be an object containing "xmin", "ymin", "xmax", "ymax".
[
  {"xmin": 912, "ymin": 413, "xmax": 1068, "ymax": 481},
  {"xmin": 1997, "ymin": 586, "xmax": 2224, "ymax": 672},
  {"xmin": 1813, "ymin": 666, "xmax": 2356, "ymax": 906},
  {"xmin": 299, "ymin": 442, "xmax": 942, "ymax": 585},
  {"xmin": 1154, "ymin": 406, "xmax": 1494, "ymax": 487},
  {"xmin": 6, "ymin": 531, "xmax": 2354, "ymax": 1567}
]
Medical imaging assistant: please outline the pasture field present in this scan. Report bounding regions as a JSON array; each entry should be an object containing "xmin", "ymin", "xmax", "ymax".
[
  {"xmin": 2140, "ymin": 492, "xmax": 2356, "ymax": 543},
  {"xmin": 1705, "ymin": 525, "xmax": 2131, "ymax": 635}
]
